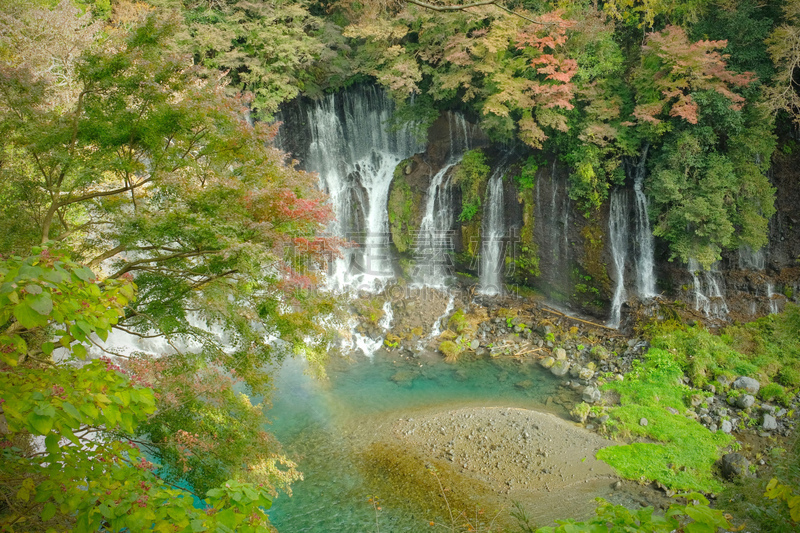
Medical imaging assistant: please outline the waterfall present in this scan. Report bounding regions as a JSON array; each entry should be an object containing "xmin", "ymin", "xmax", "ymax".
[
  {"xmin": 607, "ymin": 189, "xmax": 630, "ymax": 328},
  {"xmin": 533, "ymin": 159, "xmax": 572, "ymax": 298},
  {"xmin": 479, "ymin": 161, "xmax": 510, "ymax": 295},
  {"xmin": 606, "ymin": 147, "xmax": 656, "ymax": 327},
  {"xmin": 429, "ymin": 294, "xmax": 456, "ymax": 339},
  {"xmin": 414, "ymin": 112, "xmax": 474, "ymax": 287},
  {"xmin": 298, "ymin": 87, "xmax": 423, "ymax": 291},
  {"xmin": 415, "ymin": 164, "xmax": 457, "ymax": 287},
  {"xmin": 378, "ymin": 301, "xmax": 394, "ymax": 329},
  {"xmin": 738, "ymin": 246, "xmax": 766, "ymax": 270},
  {"xmin": 631, "ymin": 145, "xmax": 657, "ymax": 298},
  {"xmin": 688, "ymin": 259, "xmax": 729, "ymax": 318},
  {"xmin": 766, "ymin": 283, "xmax": 781, "ymax": 314}
]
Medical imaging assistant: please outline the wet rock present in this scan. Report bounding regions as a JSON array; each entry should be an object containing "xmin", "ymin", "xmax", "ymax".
[
  {"xmin": 515, "ymin": 380, "xmax": 534, "ymax": 390},
  {"xmin": 550, "ymin": 360, "xmax": 570, "ymax": 377},
  {"xmin": 720, "ymin": 453, "xmax": 750, "ymax": 480},
  {"xmin": 733, "ymin": 376, "xmax": 760, "ymax": 395},
  {"xmin": 390, "ymin": 370, "xmax": 416, "ymax": 386},
  {"xmin": 540, "ymin": 357, "xmax": 556, "ymax": 369},
  {"xmin": 763, "ymin": 414, "xmax": 778, "ymax": 431},
  {"xmin": 582, "ymin": 386, "xmax": 601, "ymax": 404},
  {"xmin": 736, "ymin": 395, "xmax": 755, "ymax": 409}
]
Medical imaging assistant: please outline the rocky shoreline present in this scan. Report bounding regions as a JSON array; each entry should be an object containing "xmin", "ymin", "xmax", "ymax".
[{"xmin": 346, "ymin": 286, "xmax": 799, "ymax": 505}]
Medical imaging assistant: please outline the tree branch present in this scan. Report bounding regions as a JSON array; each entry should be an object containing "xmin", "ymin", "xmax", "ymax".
[{"xmin": 406, "ymin": 0, "xmax": 554, "ymax": 25}]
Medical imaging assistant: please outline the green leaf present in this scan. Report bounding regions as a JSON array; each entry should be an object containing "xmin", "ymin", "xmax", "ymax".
[
  {"xmin": 41, "ymin": 502, "xmax": 57, "ymax": 521},
  {"xmin": 45, "ymin": 434, "xmax": 60, "ymax": 454},
  {"xmin": 28, "ymin": 413, "xmax": 55, "ymax": 435},
  {"xmin": 72, "ymin": 344, "xmax": 87, "ymax": 359},
  {"xmin": 73, "ymin": 266, "xmax": 96, "ymax": 282},
  {"xmin": 27, "ymin": 292, "xmax": 53, "ymax": 315},
  {"xmin": 62, "ymin": 402, "xmax": 82, "ymax": 423},
  {"xmin": 24, "ymin": 283, "xmax": 43, "ymax": 295},
  {"xmin": 42, "ymin": 341, "xmax": 55, "ymax": 355},
  {"xmin": 191, "ymin": 519, "xmax": 207, "ymax": 532},
  {"xmin": 13, "ymin": 302, "xmax": 48, "ymax": 329},
  {"xmin": 42, "ymin": 270, "xmax": 65, "ymax": 284}
]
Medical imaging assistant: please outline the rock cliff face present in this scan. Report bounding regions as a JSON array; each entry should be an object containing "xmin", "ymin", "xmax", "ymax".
[{"xmin": 278, "ymin": 86, "xmax": 798, "ymax": 325}]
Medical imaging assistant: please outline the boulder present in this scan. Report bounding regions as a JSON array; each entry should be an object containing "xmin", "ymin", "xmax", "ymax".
[
  {"xmin": 578, "ymin": 367, "xmax": 595, "ymax": 381},
  {"xmin": 550, "ymin": 360, "xmax": 570, "ymax": 377},
  {"xmin": 582, "ymin": 386, "xmax": 602, "ymax": 404},
  {"xmin": 554, "ymin": 348, "xmax": 567, "ymax": 360},
  {"xmin": 721, "ymin": 420, "xmax": 732, "ymax": 434},
  {"xmin": 735, "ymin": 395, "xmax": 755, "ymax": 409},
  {"xmin": 720, "ymin": 453, "xmax": 750, "ymax": 480},
  {"xmin": 763, "ymin": 414, "xmax": 778, "ymax": 431},
  {"xmin": 539, "ymin": 356, "xmax": 556, "ymax": 369},
  {"xmin": 733, "ymin": 376, "xmax": 760, "ymax": 395}
]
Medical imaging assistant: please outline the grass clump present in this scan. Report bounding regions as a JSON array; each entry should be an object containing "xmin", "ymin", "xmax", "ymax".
[
  {"xmin": 761, "ymin": 383, "xmax": 790, "ymax": 406},
  {"xmin": 439, "ymin": 340, "xmax": 463, "ymax": 363},
  {"xmin": 597, "ymin": 348, "xmax": 733, "ymax": 493},
  {"xmin": 448, "ymin": 309, "xmax": 467, "ymax": 334}
]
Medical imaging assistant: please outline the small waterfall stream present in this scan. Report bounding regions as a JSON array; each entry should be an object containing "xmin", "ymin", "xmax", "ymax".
[
  {"xmin": 479, "ymin": 160, "xmax": 510, "ymax": 295},
  {"xmin": 606, "ymin": 146, "xmax": 657, "ymax": 327},
  {"xmin": 766, "ymin": 283, "xmax": 783, "ymax": 315},
  {"xmin": 632, "ymin": 145, "xmax": 657, "ymax": 298},
  {"xmin": 607, "ymin": 189, "xmax": 630, "ymax": 328},
  {"xmin": 738, "ymin": 245, "xmax": 766, "ymax": 270},
  {"xmin": 688, "ymin": 259, "xmax": 729, "ymax": 318},
  {"xmin": 414, "ymin": 113, "xmax": 474, "ymax": 287},
  {"xmin": 415, "ymin": 164, "xmax": 457, "ymax": 287}
]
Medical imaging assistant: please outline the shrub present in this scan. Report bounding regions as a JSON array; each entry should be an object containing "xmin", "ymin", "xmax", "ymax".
[
  {"xmin": 760, "ymin": 383, "xmax": 789, "ymax": 405},
  {"xmin": 439, "ymin": 340, "xmax": 463, "ymax": 363}
]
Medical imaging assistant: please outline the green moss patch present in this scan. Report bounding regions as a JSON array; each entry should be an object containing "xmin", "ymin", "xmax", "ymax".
[{"xmin": 597, "ymin": 349, "xmax": 733, "ymax": 493}]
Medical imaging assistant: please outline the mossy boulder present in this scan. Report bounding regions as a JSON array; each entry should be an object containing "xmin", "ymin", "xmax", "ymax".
[{"xmin": 388, "ymin": 159, "xmax": 425, "ymax": 254}]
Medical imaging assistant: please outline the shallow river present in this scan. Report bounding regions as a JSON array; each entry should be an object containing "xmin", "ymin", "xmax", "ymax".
[{"xmin": 266, "ymin": 350, "xmax": 568, "ymax": 532}]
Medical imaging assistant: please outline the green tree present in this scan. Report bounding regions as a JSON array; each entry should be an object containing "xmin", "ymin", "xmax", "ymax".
[
  {"xmin": 0, "ymin": 251, "xmax": 276, "ymax": 531},
  {"xmin": 1, "ymin": 2, "xmax": 338, "ymax": 508}
]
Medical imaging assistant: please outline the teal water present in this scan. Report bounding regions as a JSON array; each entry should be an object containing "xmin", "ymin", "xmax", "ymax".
[{"xmin": 266, "ymin": 351, "xmax": 564, "ymax": 532}]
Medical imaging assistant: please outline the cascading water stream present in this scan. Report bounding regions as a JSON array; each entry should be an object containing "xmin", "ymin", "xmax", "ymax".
[
  {"xmin": 632, "ymin": 145, "xmax": 657, "ymax": 298},
  {"xmin": 688, "ymin": 259, "xmax": 729, "ymax": 318},
  {"xmin": 738, "ymin": 245, "xmax": 766, "ymax": 270},
  {"xmin": 607, "ymin": 189, "xmax": 630, "ymax": 328},
  {"xmin": 479, "ymin": 160, "xmax": 510, "ymax": 295},
  {"xmin": 378, "ymin": 301, "xmax": 394, "ymax": 329},
  {"xmin": 766, "ymin": 283, "xmax": 781, "ymax": 314},
  {"xmin": 300, "ymin": 87, "xmax": 423, "ymax": 291},
  {"xmin": 415, "ymin": 164, "xmax": 457, "ymax": 287},
  {"xmin": 414, "ymin": 113, "xmax": 475, "ymax": 287}
]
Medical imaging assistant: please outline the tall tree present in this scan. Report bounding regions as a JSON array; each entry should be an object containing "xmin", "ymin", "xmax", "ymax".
[{"xmin": 0, "ymin": 1, "xmax": 340, "ymax": 515}]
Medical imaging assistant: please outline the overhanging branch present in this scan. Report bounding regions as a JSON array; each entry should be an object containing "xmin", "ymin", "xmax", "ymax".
[{"xmin": 406, "ymin": 0, "xmax": 554, "ymax": 25}]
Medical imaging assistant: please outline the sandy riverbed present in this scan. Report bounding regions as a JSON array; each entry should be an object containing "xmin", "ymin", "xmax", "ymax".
[{"xmin": 348, "ymin": 405, "xmax": 645, "ymax": 528}]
